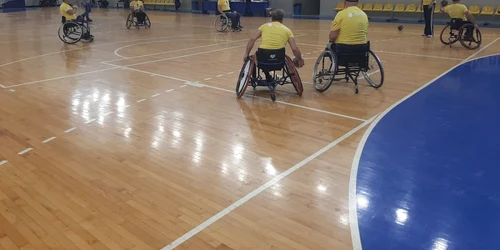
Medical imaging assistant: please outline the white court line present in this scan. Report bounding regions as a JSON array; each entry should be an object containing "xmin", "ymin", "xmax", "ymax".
[
  {"xmin": 124, "ymin": 67, "xmax": 367, "ymax": 122},
  {"xmin": 216, "ymin": 74, "xmax": 224, "ymax": 77},
  {"xmin": 85, "ymin": 119, "xmax": 96, "ymax": 124},
  {"xmin": 152, "ymin": 94, "xmax": 161, "ymax": 98},
  {"xmin": 18, "ymin": 148, "xmax": 33, "ymax": 155},
  {"xmin": 123, "ymin": 105, "xmax": 131, "ymax": 108},
  {"xmin": 204, "ymin": 78, "xmax": 212, "ymax": 80},
  {"xmin": 5, "ymin": 66, "xmax": 120, "ymax": 88},
  {"xmin": 42, "ymin": 137, "xmax": 56, "ymax": 144},
  {"xmin": 64, "ymin": 127, "xmax": 77, "ymax": 133},
  {"xmin": 136, "ymin": 99, "xmax": 146, "ymax": 103},
  {"xmin": 166, "ymin": 89, "xmax": 174, "ymax": 93},
  {"xmin": 180, "ymin": 85, "xmax": 187, "ymax": 88},
  {"xmin": 109, "ymin": 39, "xmax": 247, "ymax": 61},
  {"xmin": 0, "ymin": 84, "xmax": 5, "ymax": 88},
  {"xmin": 463, "ymin": 36, "xmax": 500, "ymax": 62},
  {"xmin": 348, "ymin": 53, "xmax": 500, "ymax": 250},
  {"xmin": 227, "ymin": 72, "xmax": 234, "ymax": 75},
  {"xmin": 0, "ymin": 160, "xmax": 7, "ymax": 166},
  {"xmin": 162, "ymin": 114, "xmax": 378, "ymax": 250},
  {"xmin": 103, "ymin": 112, "xmax": 114, "ymax": 116}
]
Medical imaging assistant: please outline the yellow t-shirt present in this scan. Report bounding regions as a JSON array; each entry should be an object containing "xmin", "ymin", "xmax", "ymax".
[
  {"xmin": 258, "ymin": 22, "xmax": 294, "ymax": 50},
  {"xmin": 60, "ymin": 2, "xmax": 76, "ymax": 21},
  {"xmin": 217, "ymin": 0, "xmax": 230, "ymax": 12},
  {"xmin": 422, "ymin": 0, "xmax": 435, "ymax": 5},
  {"xmin": 130, "ymin": 0, "xmax": 137, "ymax": 9},
  {"xmin": 331, "ymin": 6, "xmax": 368, "ymax": 45},
  {"xmin": 444, "ymin": 3, "xmax": 468, "ymax": 20}
]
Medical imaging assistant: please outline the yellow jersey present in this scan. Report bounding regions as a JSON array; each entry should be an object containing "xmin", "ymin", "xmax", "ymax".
[
  {"xmin": 60, "ymin": 2, "xmax": 76, "ymax": 21},
  {"xmin": 331, "ymin": 6, "xmax": 368, "ymax": 45},
  {"xmin": 422, "ymin": 0, "xmax": 435, "ymax": 6},
  {"xmin": 444, "ymin": 3, "xmax": 468, "ymax": 20},
  {"xmin": 258, "ymin": 22, "xmax": 294, "ymax": 50},
  {"xmin": 131, "ymin": 0, "xmax": 143, "ymax": 11},
  {"xmin": 217, "ymin": 0, "xmax": 230, "ymax": 12}
]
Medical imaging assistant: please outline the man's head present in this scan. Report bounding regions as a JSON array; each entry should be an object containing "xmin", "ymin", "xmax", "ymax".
[
  {"xmin": 271, "ymin": 9, "xmax": 285, "ymax": 23},
  {"xmin": 452, "ymin": 0, "xmax": 460, "ymax": 2},
  {"xmin": 63, "ymin": 0, "xmax": 70, "ymax": 4},
  {"xmin": 344, "ymin": 0, "xmax": 358, "ymax": 7}
]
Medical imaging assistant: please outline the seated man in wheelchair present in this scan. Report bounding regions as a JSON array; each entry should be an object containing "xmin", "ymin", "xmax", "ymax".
[
  {"xmin": 440, "ymin": 0, "xmax": 479, "ymax": 41},
  {"xmin": 218, "ymin": 0, "xmax": 242, "ymax": 32},
  {"xmin": 60, "ymin": 0, "xmax": 93, "ymax": 41},
  {"xmin": 130, "ymin": 0, "xmax": 146, "ymax": 25},
  {"xmin": 243, "ymin": 9, "xmax": 304, "ymax": 83}
]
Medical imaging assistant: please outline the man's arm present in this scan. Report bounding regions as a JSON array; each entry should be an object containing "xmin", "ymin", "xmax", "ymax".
[
  {"xmin": 329, "ymin": 30, "xmax": 339, "ymax": 43},
  {"xmin": 465, "ymin": 11, "xmax": 479, "ymax": 28},
  {"xmin": 243, "ymin": 30, "xmax": 262, "ymax": 60},
  {"xmin": 218, "ymin": 2, "xmax": 226, "ymax": 17},
  {"xmin": 287, "ymin": 37, "xmax": 304, "ymax": 67}
]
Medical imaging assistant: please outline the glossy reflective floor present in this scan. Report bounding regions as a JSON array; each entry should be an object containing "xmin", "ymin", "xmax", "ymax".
[{"xmin": 1, "ymin": 8, "xmax": 500, "ymax": 250}]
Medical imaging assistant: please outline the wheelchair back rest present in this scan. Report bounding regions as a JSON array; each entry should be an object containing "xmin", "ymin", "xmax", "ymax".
[
  {"xmin": 336, "ymin": 42, "xmax": 370, "ymax": 69},
  {"xmin": 450, "ymin": 18, "xmax": 464, "ymax": 30},
  {"xmin": 257, "ymin": 48, "xmax": 286, "ymax": 71}
]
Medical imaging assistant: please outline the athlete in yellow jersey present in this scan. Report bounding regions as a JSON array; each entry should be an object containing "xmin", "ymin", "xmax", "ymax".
[
  {"xmin": 243, "ymin": 9, "xmax": 304, "ymax": 81},
  {"xmin": 60, "ymin": 0, "xmax": 93, "ymax": 41},
  {"xmin": 60, "ymin": 0, "xmax": 77, "ymax": 21},
  {"xmin": 329, "ymin": 0, "xmax": 368, "ymax": 46},
  {"xmin": 130, "ymin": 0, "xmax": 146, "ymax": 24},
  {"xmin": 217, "ymin": 0, "xmax": 242, "ymax": 31},
  {"xmin": 422, "ymin": 0, "xmax": 436, "ymax": 37},
  {"xmin": 441, "ymin": 0, "xmax": 479, "ymax": 38}
]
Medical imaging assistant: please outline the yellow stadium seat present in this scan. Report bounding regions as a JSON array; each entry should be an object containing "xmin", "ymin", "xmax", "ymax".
[
  {"xmin": 382, "ymin": 4, "xmax": 394, "ymax": 12},
  {"xmin": 167, "ymin": 0, "xmax": 174, "ymax": 5},
  {"xmin": 335, "ymin": 2, "xmax": 344, "ymax": 11},
  {"xmin": 363, "ymin": 3, "xmax": 373, "ymax": 11},
  {"xmin": 469, "ymin": 5, "xmax": 480, "ymax": 15},
  {"xmin": 496, "ymin": 7, "xmax": 500, "ymax": 15},
  {"xmin": 404, "ymin": 4, "xmax": 417, "ymax": 12},
  {"xmin": 372, "ymin": 3, "xmax": 383, "ymax": 11},
  {"xmin": 481, "ymin": 6, "xmax": 494, "ymax": 15},
  {"xmin": 357, "ymin": 3, "xmax": 362, "ymax": 9},
  {"xmin": 417, "ymin": 5, "xmax": 423, "ymax": 12},
  {"xmin": 394, "ymin": 4, "xmax": 405, "ymax": 12}
]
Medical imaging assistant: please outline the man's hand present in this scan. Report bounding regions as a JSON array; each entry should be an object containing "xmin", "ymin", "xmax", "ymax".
[
  {"xmin": 297, "ymin": 58, "xmax": 305, "ymax": 68},
  {"xmin": 474, "ymin": 24, "xmax": 480, "ymax": 30},
  {"xmin": 243, "ymin": 54, "xmax": 249, "ymax": 62}
]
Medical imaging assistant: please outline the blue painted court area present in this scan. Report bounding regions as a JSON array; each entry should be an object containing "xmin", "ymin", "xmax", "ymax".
[{"xmin": 356, "ymin": 55, "xmax": 500, "ymax": 250}]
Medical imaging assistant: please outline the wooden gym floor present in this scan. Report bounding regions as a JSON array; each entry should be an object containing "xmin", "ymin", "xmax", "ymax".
[{"xmin": 1, "ymin": 8, "xmax": 500, "ymax": 250}]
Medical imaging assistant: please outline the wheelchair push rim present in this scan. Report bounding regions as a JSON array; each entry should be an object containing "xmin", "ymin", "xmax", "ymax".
[
  {"xmin": 236, "ymin": 57, "xmax": 254, "ymax": 98},
  {"xmin": 214, "ymin": 15, "xmax": 230, "ymax": 32},
  {"xmin": 144, "ymin": 15, "xmax": 151, "ymax": 28},
  {"xmin": 440, "ymin": 24, "xmax": 458, "ymax": 46},
  {"xmin": 313, "ymin": 50, "xmax": 336, "ymax": 93},
  {"xmin": 126, "ymin": 13, "xmax": 134, "ymax": 29},
  {"xmin": 459, "ymin": 25, "xmax": 481, "ymax": 50},
  {"xmin": 362, "ymin": 50, "xmax": 384, "ymax": 89},
  {"xmin": 58, "ymin": 23, "xmax": 83, "ymax": 44},
  {"xmin": 284, "ymin": 56, "xmax": 303, "ymax": 96}
]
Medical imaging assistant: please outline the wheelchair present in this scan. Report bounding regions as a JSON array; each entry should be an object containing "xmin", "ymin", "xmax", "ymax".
[
  {"xmin": 313, "ymin": 42, "xmax": 384, "ymax": 94},
  {"xmin": 126, "ymin": 11, "xmax": 151, "ymax": 29},
  {"xmin": 58, "ymin": 16, "xmax": 94, "ymax": 44},
  {"xmin": 214, "ymin": 14, "xmax": 232, "ymax": 32},
  {"xmin": 440, "ymin": 19, "xmax": 482, "ymax": 50},
  {"xmin": 236, "ymin": 48, "xmax": 303, "ymax": 101}
]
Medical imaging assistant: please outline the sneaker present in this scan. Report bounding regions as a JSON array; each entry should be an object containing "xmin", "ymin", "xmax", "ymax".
[
  {"xmin": 232, "ymin": 28, "xmax": 241, "ymax": 32},
  {"xmin": 427, "ymin": 35, "xmax": 433, "ymax": 38},
  {"xmin": 421, "ymin": 34, "xmax": 427, "ymax": 36}
]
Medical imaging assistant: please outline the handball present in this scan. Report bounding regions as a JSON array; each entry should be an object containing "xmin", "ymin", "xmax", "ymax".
[{"xmin": 398, "ymin": 25, "xmax": 404, "ymax": 31}]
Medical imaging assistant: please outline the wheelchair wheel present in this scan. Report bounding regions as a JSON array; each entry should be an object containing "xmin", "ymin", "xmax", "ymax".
[
  {"xmin": 58, "ymin": 22, "xmax": 82, "ymax": 44},
  {"xmin": 363, "ymin": 50, "xmax": 384, "ymax": 88},
  {"xmin": 459, "ymin": 24, "xmax": 481, "ymax": 50},
  {"xmin": 313, "ymin": 50, "xmax": 336, "ymax": 92},
  {"xmin": 126, "ymin": 13, "xmax": 134, "ymax": 29},
  {"xmin": 285, "ymin": 55, "xmax": 303, "ymax": 96},
  {"xmin": 144, "ymin": 15, "xmax": 151, "ymax": 29},
  {"xmin": 214, "ymin": 15, "xmax": 230, "ymax": 32},
  {"xmin": 440, "ymin": 25, "xmax": 458, "ymax": 45},
  {"xmin": 236, "ymin": 56, "xmax": 255, "ymax": 98}
]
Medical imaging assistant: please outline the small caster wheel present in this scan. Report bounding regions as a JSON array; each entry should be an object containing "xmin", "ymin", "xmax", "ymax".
[
  {"xmin": 345, "ymin": 77, "xmax": 349, "ymax": 82},
  {"xmin": 271, "ymin": 93, "xmax": 276, "ymax": 101},
  {"xmin": 355, "ymin": 88, "xmax": 359, "ymax": 94}
]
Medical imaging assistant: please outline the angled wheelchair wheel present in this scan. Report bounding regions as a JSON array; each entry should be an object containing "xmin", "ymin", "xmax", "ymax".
[
  {"xmin": 236, "ymin": 56, "xmax": 255, "ymax": 98},
  {"xmin": 144, "ymin": 15, "xmax": 151, "ymax": 29},
  {"xmin": 214, "ymin": 15, "xmax": 229, "ymax": 32},
  {"xmin": 440, "ymin": 25, "xmax": 458, "ymax": 46},
  {"xmin": 363, "ymin": 50, "xmax": 384, "ymax": 89},
  {"xmin": 313, "ymin": 50, "xmax": 336, "ymax": 92},
  {"xmin": 126, "ymin": 13, "xmax": 134, "ymax": 29},
  {"xmin": 285, "ymin": 55, "xmax": 303, "ymax": 96},
  {"xmin": 58, "ymin": 22, "xmax": 82, "ymax": 44},
  {"xmin": 459, "ymin": 24, "xmax": 481, "ymax": 50}
]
